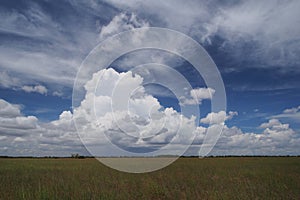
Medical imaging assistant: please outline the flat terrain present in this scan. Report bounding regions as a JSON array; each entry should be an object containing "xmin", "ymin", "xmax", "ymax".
[{"xmin": 0, "ymin": 157, "xmax": 299, "ymax": 199}]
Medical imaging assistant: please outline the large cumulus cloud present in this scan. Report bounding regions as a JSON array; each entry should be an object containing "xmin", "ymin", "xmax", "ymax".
[{"xmin": 72, "ymin": 68, "xmax": 197, "ymax": 155}]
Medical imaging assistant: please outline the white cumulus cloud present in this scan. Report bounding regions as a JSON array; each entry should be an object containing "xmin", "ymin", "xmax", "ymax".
[
  {"xmin": 200, "ymin": 110, "xmax": 238, "ymax": 125},
  {"xmin": 72, "ymin": 68, "xmax": 197, "ymax": 154},
  {"xmin": 21, "ymin": 85, "xmax": 48, "ymax": 95},
  {"xmin": 180, "ymin": 88, "xmax": 215, "ymax": 106},
  {"xmin": 0, "ymin": 96, "xmax": 300, "ymax": 156}
]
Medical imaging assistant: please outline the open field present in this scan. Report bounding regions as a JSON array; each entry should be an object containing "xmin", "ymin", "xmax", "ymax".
[{"xmin": 0, "ymin": 157, "xmax": 299, "ymax": 199}]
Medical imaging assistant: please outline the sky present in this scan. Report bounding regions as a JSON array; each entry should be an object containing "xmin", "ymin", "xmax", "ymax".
[{"xmin": 0, "ymin": 0, "xmax": 300, "ymax": 157}]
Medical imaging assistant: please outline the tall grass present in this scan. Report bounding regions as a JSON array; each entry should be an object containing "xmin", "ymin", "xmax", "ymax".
[{"xmin": 0, "ymin": 157, "xmax": 299, "ymax": 199}]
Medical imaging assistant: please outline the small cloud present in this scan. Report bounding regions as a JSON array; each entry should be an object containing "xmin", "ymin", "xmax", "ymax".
[
  {"xmin": 227, "ymin": 111, "xmax": 238, "ymax": 120},
  {"xmin": 180, "ymin": 87, "xmax": 215, "ymax": 105},
  {"xmin": 259, "ymin": 119, "xmax": 294, "ymax": 140},
  {"xmin": 271, "ymin": 105, "xmax": 300, "ymax": 122},
  {"xmin": 21, "ymin": 85, "xmax": 48, "ymax": 95},
  {"xmin": 283, "ymin": 106, "xmax": 300, "ymax": 114},
  {"xmin": 200, "ymin": 110, "xmax": 238, "ymax": 125},
  {"xmin": 259, "ymin": 119, "xmax": 282, "ymax": 129},
  {"xmin": 52, "ymin": 91, "xmax": 63, "ymax": 97},
  {"xmin": 13, "ymin": 137, "xmax": 27, "ymax": 142}
]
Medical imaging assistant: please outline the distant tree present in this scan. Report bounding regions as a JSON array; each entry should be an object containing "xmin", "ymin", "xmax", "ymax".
[
  {"xmin": 71, "ymin": 153, "xmax": 85, "ymax": 159},
  {"xmin": 71, "ymin": 153, "xmax": 79, "ymax": 158}
]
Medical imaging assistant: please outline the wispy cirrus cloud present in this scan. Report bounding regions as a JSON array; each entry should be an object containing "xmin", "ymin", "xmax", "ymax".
[
  {"xmin": 2, "ymin": 0, "xmax": 299, "ymax": 96},
  {"xmin": 104, "ymin": 0, "xmax": 300, "ymax": 71},
  {"xmin": 98, "ymin": 12, "xmax": 149, "ymax": 41},
  {"xmin": 0, "ymin": 1, "xmax": 117, "ymax": 96}
]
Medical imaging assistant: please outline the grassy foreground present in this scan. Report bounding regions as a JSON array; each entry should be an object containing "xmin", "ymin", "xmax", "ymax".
[{"xmin": 0, "ymin": 157, "xmax": 299, "ymax": 199}]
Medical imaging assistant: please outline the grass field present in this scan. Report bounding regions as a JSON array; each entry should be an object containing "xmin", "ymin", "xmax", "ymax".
[{"xmin": 0, "ymin": 157, "xmax": 299, "ymax": 199}]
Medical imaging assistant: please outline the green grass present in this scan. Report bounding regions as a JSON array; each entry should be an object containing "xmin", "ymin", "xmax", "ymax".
[{"xmin": 0, "ymin": 157, "xmax": 299, "ymax": 199}]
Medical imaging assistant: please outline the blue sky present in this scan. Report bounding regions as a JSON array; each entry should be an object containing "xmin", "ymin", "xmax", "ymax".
[{"xmin": 0, "ymin": 0, "xmax": 300, "ymax": 156}]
